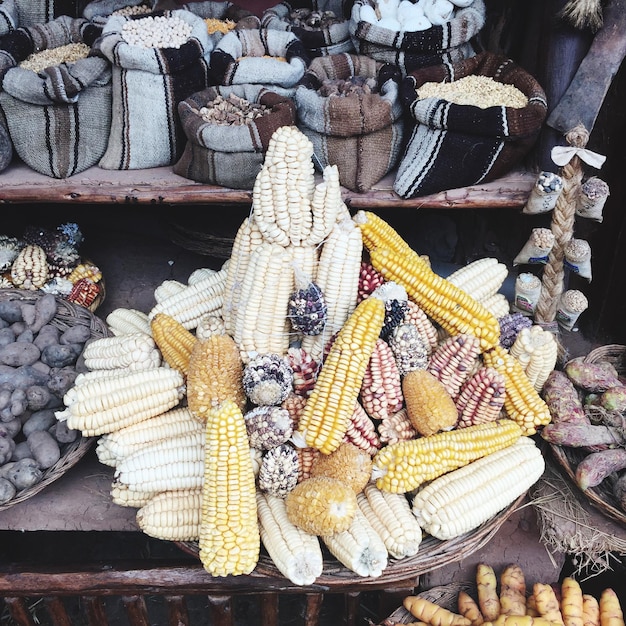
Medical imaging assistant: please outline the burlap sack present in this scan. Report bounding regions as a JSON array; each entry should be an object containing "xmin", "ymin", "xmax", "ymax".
[
  {"xmin": 261, "ymin": 0, "xmax": 354, "ymax": 58},
  {"xmin": 94, "ymin": 9, "xmax": 213, "ymax": 170},
  {"xmin": 0, "ymin": 0, "xmax": 79, "ymax": 28},
  {"xmin": 209, "ymin": 28, "xmax": 309, "ymax": 90},
  {"xmin": 0, "ymin": 16, "xmax": 112, "ymax": 179},
  {"xmin": 348, "ymin": 0, "xmax": 484, "ymax": 75},
  {"xmin": 394, "ymin": 51, "xmax": 548, "ymax": 198},
  {"xmin": 174, "ymin": 85, "xmax": 297, "ymax": 189},
  {"xmin": 295, "ymin": 53, "xmax": 404, "ymax": 192},
  {"xmin": 81, "ymin": 0, "xmax": 158, "ymax": 26}
]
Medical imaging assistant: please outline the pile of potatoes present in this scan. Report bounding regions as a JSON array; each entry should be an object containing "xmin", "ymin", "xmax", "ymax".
[{"xmin": 0, "ymin": 292, "xmax": 93, "ymax": 505}]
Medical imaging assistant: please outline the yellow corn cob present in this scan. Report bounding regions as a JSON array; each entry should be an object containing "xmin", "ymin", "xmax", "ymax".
[
  {"xmin": 427, "ymin": 334, "xmax": 481, "ymax": 399},
  {"xmin": 136, "ymin": 489, "xmax": 203, "ymax": 541},
  {"xmin": 110, "ymin": 481, "xmax": 155, "ymax": 508},
  {"xmin": 447, "ymin": 258, "xmax": 508, "ymax": 303},
  {"xmin": 353, "ymin": 210, "xmax": 420, "ymax": 258},
  {"xmin": 153, "ymin": 279, "xmax": 186, "ymax": 303},
  {"xmin": 199, "ymin": 399, "xmax": 260, "ymax": 577},
  {"xmin": 369, "ymin": 247, "xmax": 501, "ymax": 352},
  {"xmin": 148, "ymin": 264, "xmax": 227, "ymax": 330},
  {"xmin": 256, "ymin": 491, "xmax": 324, "ymax": 586},
  {"xmin": 186, "ymin": 333, "xmax": 246, "ymax": 421},
  {"xmin": 150, "ymin": 313, "xmax": 197, "ymax": 375},
  {"xmin": 357, "ymin": 484, "xmax": 422, "ymax": 559},
  {"xmin": 372, "ymin": 418, "xmax": 523, "ymax": 493},
  {"xmin": 56, "ymin": 367, "xmax": 185, "ymax": 436},
  {"xmin": 295, "ymin": 295, "xmax": 386, "ymax": 454},
  {"xmin": 82, "ymin": 333, "xmax": 161, "ymax": 372},
  {"xmin": 481, "ymin": 293, "xmax": 511, "ymax": 319},
  {"xmin": 321, "ymin": 507, "xmax": 388, "ymax": 578},
  {"xmin": 309, "ymin": 442, "xmax": 372, "ymax": 494},
  {"xmin": 411, "ymin": 437, "xmax": 545, "ymax": 540},
  {"xmin": 68, "ymin": 262, "xmax": 102, "ymax": 284},
  {"xmin": 482, "ymin": 345, "xmax": 552, "ymax": 435},
  {"xmin": 106, "ymin": 307, "xmax": 152, "ymax": 336}
]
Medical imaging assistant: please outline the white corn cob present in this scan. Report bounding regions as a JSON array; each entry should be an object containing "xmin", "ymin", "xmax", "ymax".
[
  {"xmin": 106, "ymin": 308, "xmax": 152, "ymax": 336},
  {"xmin": 356, "ymin": 484, "xmax": 422, "ymax": 559},
  {"xmin": 256, "ymin": 491, "xmax": 324, "ymax": 586},
  {"xmin": 153, "ymin": 279, "xmax": 187, "ymax": 303},
  {"xmin": 481, "ymin": 292, "xmax": 511, "ymax": 319},
  {"xmin": 411, "ymin": 437, "xmax": 545, "ymax": 540},
  {"xmin": 447, "ymin": 258, "xmax": 508, "ymax": 302},
  {"xmin": 110, "ymin": 481, "xmax": 155, "ymax": 508},
  {"xmin": 510, "ymin": 326, "xmax": 558, "ymax": 392},
  {"xmin": 136, "ymin": 490, "xmax": 203, "ymax": 541},
  {"xmin": 195, "ymin": 314, "xmax": 226, "ymax": 341},
  {"xmin": 148, "ymin": 265, "xmax": 227, "ymax": 330},
  {"xmin": 321, "ymin": 508, "xmax": 388, "ymax": 578},
  {"xmin": 83, "ymin": 333, "xmax": 161, "ymax": 371},
  {"xmin": 188, "ymin": 267, "xmax": 217, "ymax": 285}
]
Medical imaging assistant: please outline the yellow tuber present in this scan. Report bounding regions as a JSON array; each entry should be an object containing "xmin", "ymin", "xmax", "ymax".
[
  {"xmin": 477, "ymin": 563, "xmax": 501, "ymax": 622},
  {"xmin": 583, "ymin": 594, "xmax": 600, "ymax": 626},
  {"xmin": 599, "ymin": 589, "xmax": 624, "ymax": 626},
  {"xmin": 533, "ymin": 583, "xmax": 565, "ymax": 626},
  {"xmin": 403, "ymin": 596, "xmax": 472, "ymax": 626},
  {"xmin": 458, "ymin": 589, "xmax": 485, "ymax": 626},
  {"xmin": 561, "ymin": 577, "xmax": 584, "ymax": 626},
  {"xmin": 500, "ymin": 563, "xmax": 527, "ymax": 617}
]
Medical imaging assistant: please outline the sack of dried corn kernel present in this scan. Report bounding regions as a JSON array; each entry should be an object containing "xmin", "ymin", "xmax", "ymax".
[
  {"xmin": 173, "ymin": 85, "xmax": 297, "ymax": 188},
  {"xmin": 348, "ymin": 0, "xmax": 484, "ymax": 75},
  {"xmin": 294, "ymin": 53, "xmax": 404, "ymax": 192},
  {"xmin": 0, "ymin": 16, "xmax": 112, "ymax": 178},
  {"xmin": 260, "ymin": 0, "xmax": 354, "ymax": 59},
  {"xmin": 394, "ymin": 51, "xmax": 547, "ymax": 198},
  {"xmin": 94, "ymin": 9, "xmax": 214, "ymax": 170}
]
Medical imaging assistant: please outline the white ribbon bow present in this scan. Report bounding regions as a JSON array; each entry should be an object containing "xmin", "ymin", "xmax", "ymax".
[{"xmin": 551, "ymin": 145, "xmax": 606, "ymax": 169}]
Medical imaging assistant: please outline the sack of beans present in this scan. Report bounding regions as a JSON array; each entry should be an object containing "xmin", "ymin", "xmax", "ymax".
[
  {"xmin": 348, "ymin": 0, "xmax": 484, "ymax": 75},
  {"xmin": 81, "ymin": 1, "xmax": 158, "ymax": 26},
  {"xmin": 0, "ymin": 16, "xmax": 112, "ymax": 178},
  {"xmin": 261, "ymin": 0, "xmax": 354, "ymax": 58},
  {"xmin": 393, "ymin": 51, "xmax": 547, "ymax": 198},
  {"xmin": 0, "ymin": 0, "xmax": 80, "ymax": 29},
  {"xmin": 94, "ymin": 9, "xmax": 213, "ymax": 170},
  {"xmin": 209, "ymin": 28, "xmax": 309, "ymax": 91},
  {"xmin": 174, "ymin": 85, "xmax": 297, "ymax": 188},
  {"xmin": 294, "ymin": 53, "xmax": 404, "ymax": 192}
]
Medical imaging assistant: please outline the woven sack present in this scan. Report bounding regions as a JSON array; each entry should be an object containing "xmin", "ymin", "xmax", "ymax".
[
  {"xmin": 81, "ymin": 0, "xmax": 158, "ymax": 26},
  {"xmin": 209, "ymin": 28, "xmax": 309, "ymax": 91},
  {"xmin": 348, "ymin": 0, "xmax": 484, "ymax": 75},
  {"xmin": 393, "ymin": 51, "xmax": 548, "ymax": 198},
  {"xmin": 174, "ymin": 85, "xmax": 297, "ymax": 189},
  {"xmin": 295, "ymin": 53, "xmax": 404, "ymax": 192},
  {"xmin": 0, "ymin": 0, "xmax": 80, "ymax": 28},
  {"xmin": 0, "ymin": 16, "xmax": 112, "ymax": 179},
  {"xmin": 0, "ymin": 109, "xmax": 13, "ymax": 172},
  {"xmin": 261, "ymin": 0, "xmax": 354, "ymax": 58},
  {"xmin": 0, "ymin": 1, "xmax": 18, "ymax": 35},
  {"xmin": 94, "ymin": 9, "xmax": 213, "ymax": 170}
]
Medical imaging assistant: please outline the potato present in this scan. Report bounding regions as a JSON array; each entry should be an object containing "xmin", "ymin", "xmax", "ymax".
[
  {"xmin": 10, "ymin": 321, "xmax": 26, "ymax": 336},
  {"xmin": 0, "ymin": 300, "xmax": 24, "ymax": 324},
  {"xmin": 20, "ymin": 303, "xmax": 37, "ymax": 327},
  {"xmin": 565, "ymin": 357, "xmax": 621, "ymax": 393},
  {"xmin": 47, "ymin": 367, "xmax": 78, "ymax": 397},
  {"xmin": 1, "ymin": 417, "xmax": 21, "ymax": 438},
  {"xmin": 0, "ymin": 435, "xmax": 15, "ymax": 464},
  {"xmin": 27, "ymin": 430, "xmax": 61, "ymax": 469},
  {"xmin": 26, "ymin": 385, "xmax": 52, "ymax": 411},
  {"xmin": 0, "ymin": 327, "xmax": 15, "ymax": 348},
  {"xmin": 2, "ymin": 457, "xmax": 43, "ymax": 490},
  {"xmin": 53, "ymin": 420, "xmax": 79, "ymax": 444},
  {"xmin": 8, "ymin": 388, "xmax": 27, "ymax": 418},
  {"xmin": 0, "ymin": 477, "xmax": 16, "ymax": 504},
  {"xmin": 0, "ymin": 387, "xmax": 11, "ymax": 411},
  {"xmin": 60, "ymin": 325, "xmax": 91, "ymax": 346},
  {"xmin": 40, "ymin": 344, "xmax": 81, "ymax": 368},
  {"xmin": 30, "ymin": 293, "xmax": 58, "ymax": 334},
  {"xmin": 613, "ymin": 472, "xmax": 626, "ymax": 512},
  {"xmin": 22, "ymin": 409, "xmax": 57, "ymax": 438},
  {"xmin": 11, "ymin": 441, "xmax": 33, "ymax": 462},
  {"xmin": 0, "ymin": 342, "xmax": 41, "ymax": 367},
  {"xmin": 16, "ymin": 329, "xmax": 35, "ymax": 344},
  {"xmin": 33, "ymin": 325, "xmax": 61, "ymax": 351},
  {"xmin": 0, "ymin": 364, "xmax": 49, "ymax": 389}
]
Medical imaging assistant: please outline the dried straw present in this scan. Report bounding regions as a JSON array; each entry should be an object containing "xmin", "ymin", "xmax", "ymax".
[{"xmin": 559, "ymin": 0, "xmax": 604, "ymax": 32}]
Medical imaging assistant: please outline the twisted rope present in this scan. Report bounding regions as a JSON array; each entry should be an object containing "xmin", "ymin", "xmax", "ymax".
[{"xmin": 534, "ymin": 125, "xmax": 588, "ymax": 324}]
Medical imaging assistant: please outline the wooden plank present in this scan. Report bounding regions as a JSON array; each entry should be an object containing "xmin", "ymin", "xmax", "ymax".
[
  {"xmin": 84, "ymin": 597, "xmax": 109, "ymax": 626},
  {"xmin": 43, "ymin": 597, "xmax": 72, "ymax": 626},
  {"xmin": 165, "ymin": 595, "xmax": 190, "ymax": 626},
  {"xmin": 122, "ymin": 596, "xmax": 150, "ymax": 626}
]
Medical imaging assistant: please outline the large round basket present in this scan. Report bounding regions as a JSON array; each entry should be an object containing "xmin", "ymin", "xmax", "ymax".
[
  {"xmin": 175, "ymin": 493, "xmax": 526, "ymax": 585},
  {"xmin": 549, "ymin": 344, "xmax": 626, "ymax": 528},
  {"xmin": 0, "ymin": 288, "xmax": 111, "ymax": 512}
]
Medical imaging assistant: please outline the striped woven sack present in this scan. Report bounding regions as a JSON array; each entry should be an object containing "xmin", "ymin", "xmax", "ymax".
[
  {"xmin": 0, "ymin": 1, "xmax": 18, "ymax": 35},
  {"xmin": 0, "ymin": 16, "xmax": 112, "ymax": 179},
  {"xmin": 348, "ymin": 0, "xmax": 484, "ymax": 74},
  {"xmin": 295, "ymin": 53, "xmax": 405, "ymax": 192},
  {"xmin": 1, "ymin": 0, "xmax": 80, "ymax": 28},
  {"xmin": 81, "ymin": 0, "xmax": 158, "ymax": 25},
  {"xmin": 174, "ymin": 85, "xmax": 297, "ymax": 189},
  {"xmin": 94, "ymin": 9, "xmax": 213, "ymax": 170},
  {"xmin": 0, "ymin": 110, "xmax": 13, "ymax": 172},
  {"xmin": 393, "ymin": 51, "xmax": 548, "ymax": 199}
]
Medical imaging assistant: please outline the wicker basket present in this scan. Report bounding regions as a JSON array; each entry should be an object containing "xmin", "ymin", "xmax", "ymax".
[
  {"xmin": 176, "ymin": 492, "xmax": 526, "ymax": 585},
  {"xmin": 549, "ymin": 344, "xmax": 626, "ymax": 528},
  {"xmin": 0, "ymin": 288, "xmax": 111, "ymax": 512}
]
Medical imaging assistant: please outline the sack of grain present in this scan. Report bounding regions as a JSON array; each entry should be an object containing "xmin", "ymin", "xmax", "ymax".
[
  {"xmin": 348, "ymin": 0, "xmax": 484, "ymax": 75},
  {"xmin": 0, "ymin": 0, "xmax": 79, "ymax": 29},
  {"xmin": 94, "ymin": 9, "xmax": 213, "ymax": 170},
  {"xmin": 0, "ymin": 16, "xmax": 112, "ymax": 178},
  {"xmin": 394, "ymin": 51, "xmax": 547, "ymax": 198},
  {"xmin": 0, "ymin": 2, "xmax": 18, "ymax": 35},
  {"xmin": 174, "ymin": 85, "xmax": 297, "ymax": 189},
  {"xmin": 295, "ymin": 53, "xmax": 404, "ymax": 192},
  {"xmin": 81, "ymin": 0, "xmax": 157, "ymax": 26}
]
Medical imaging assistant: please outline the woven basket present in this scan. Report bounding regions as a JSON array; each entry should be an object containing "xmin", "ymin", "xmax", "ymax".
[
  {"xmin": 549, "ymin": 344, "xmax": 626, "ymax": 528},
  {"xmin": 0, "ymin": 288, "xmax": 111, "ymax": 512},
  {"xmin": 175, "ymin": 492, "xmax": 525, "ymax": 585}
]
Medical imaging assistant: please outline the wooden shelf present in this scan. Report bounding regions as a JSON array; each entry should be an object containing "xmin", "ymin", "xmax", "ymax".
[{"xmin": 0, "ymin": 159, "xmax": 536, "ymax": 209}]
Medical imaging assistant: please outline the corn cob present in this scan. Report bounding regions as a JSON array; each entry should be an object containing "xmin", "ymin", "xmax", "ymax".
[
  {"xmin": 282, "ymin": 392, "xmax": 307, "ymax": 427},
  {"xmin": 353, "ymin": 210, "xmax": 419, "ymax": 259},
  {"xmin": 509, "ymin": 326, "xmax": 558, "ymax": 392},
  {"xmin": 295, "ymin": 446, "xmax": 321, "ymax": 482},
  {"xmin": 82, "ymin": 333, "xmax": 161, "ymax": 372},
  {"xmin": 198, "ymin": 399, "xmax": 259, "ymax": 577},
  {"xmin": 56, "ymin": 367, "xmax": 185, "ymax": 436},
  {"xmin": 11, "ymin": 244, "xmax": 49, "ymax": 289},
  {"xmin": 106, "ymin": 307, "xmax": 152, "ymax": 336},
  {"xmin": 357, "ymin": 483, "xmax": 422, "ymax": 559},
  {"xmin": 411, "ymin": 437, "xmax": 545, "ymax": 540},
  {"xmin": 455, "ymin": 367, "xmax": 506, "ymax": 429},
  {"xmin": 499, "ymin": 313, "xmax": 533, "ymax": 350},
  {"xmin": 321, "ymin": 507, "xmax": 388, "ymax": 578},
  {"xmin": 372, "ymin": 418, "xmax": 523, "ymax": 493},
  {"xmin": 148, "ymin": 264, "xmax": 227, "ymax": 330},
  {"xmin": 294, "ymin": 295, "xmax": 386, "ymax": 455},
  {"xmin": 242, "ymin": 353, "xmax": 294, "ymax": 406},
  {"xmin": 67, "ymin": 278, "xmax": 101, "ymax": 308},
  {"xmin": 309, "ymin": 442, "xmax": 372, "ymax": 494},
  {"xmin": 233, "ymin": 241, "xmax": 293, "ymax": 361},
  {"xmin": 257, "ymin": 443, "xmax": 300, "ymax": 498},
  {"xmin": 482, "ymin": 345, "xmax": 552, "ymax": 435},
  {"xmin": 110, "ymin": 482, "xmax": 155, "ymax": 508},
  {"xmin": 480, "ymin": 293, "xmax": 511, "ymax": 320},
  {"xmin": 68, "ymin": 262, "xmax": 102, "ymax": 284},
  {"xmin": 360, "ymin": 338, "xmax": 403, "ymax": 421},
  {"xmin": 195, "ymin": 314, "xmax": 226, "ymax": 341},
  {"xmin": 287, "ymin": 279, "xmax": 327, "ymax": 336},
  {"xmin": 388, "ymin": 322, "xmax": 429, "ymax": 375},
  {"xmin": 447, "ymin": 258, "xmax": 508, "ymax": 303},
  {"xmin": 378, "ymin": 408, "xmax": 417, "ymax": 445},
  {"xmin": 427, "ymin": 334, "xmax": 481, "ymax": 399},
  {"xmin": 403, "ymin": 301, "xmax": 438, "ymax": 350},
  {"xmin": 369, "ymin": 247, "xmax": 501, "ymax": 352},
  {"xmin": 150, "ymin": 313, "xmax": 197, "ymax": 375},
  {"xmin": 256, "ymin": 491, "xmax": 324, "ymax": 586},
  {"xmin": 244, "ymin": 406, "xmax": 294, "ymax": 450},
  {"xmin": 188, "ymin": 267, "xmax": 218, "ymax": 285},
  {"xmin": 379, "ymin": 282, "xmax": 410, "ymax": 340},
  {"xmin": 186, "ymin": 333, "xmax": 246, "ymax": 421},
  {"xmin": 358, "ymin": 261, "xmax": 385, "ymax": 303},
  {"xmin": 344, "ymin": 401, "xmax": 382, "ymax": 456},
  {"xmin": 136, "ymin": 490, "xmax": 203, "ymax": 541},
  {"xmin": 153, "ymin": 279, "xmax": 186, "ymax": 304},
  {"xmin": 304, "ymin": 163, "xmax": 347, "ymax": 246},
  {"xmin": 285, "ymin": 347, "xmax": 319, "ymax": 397}
]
